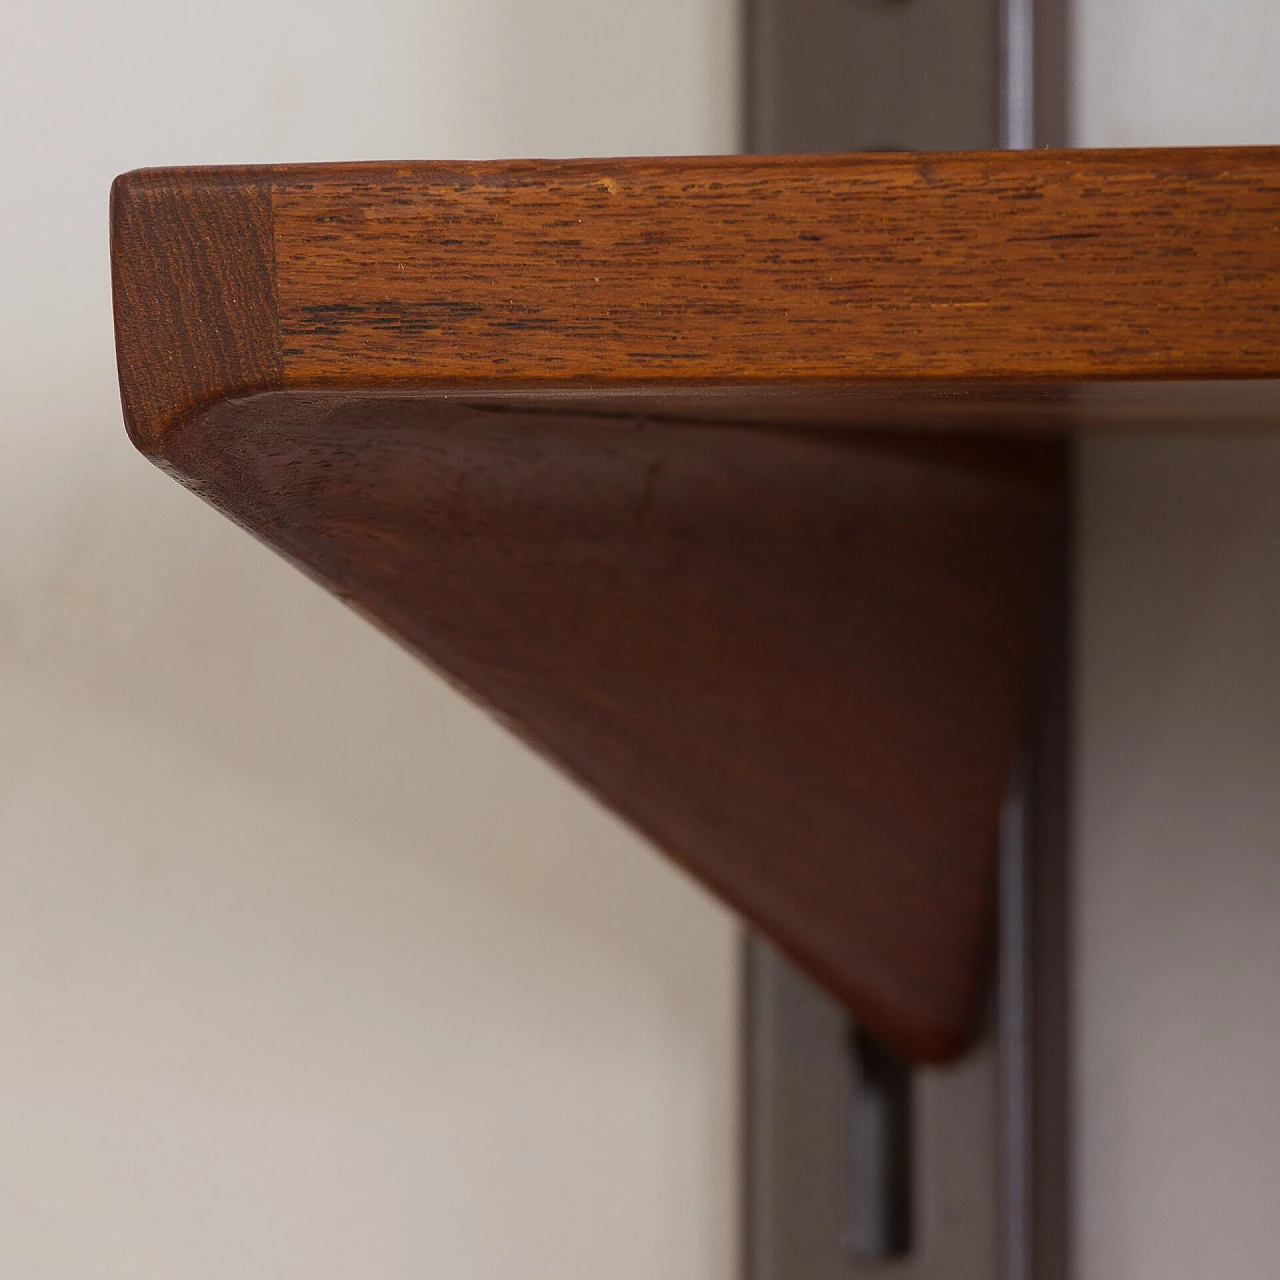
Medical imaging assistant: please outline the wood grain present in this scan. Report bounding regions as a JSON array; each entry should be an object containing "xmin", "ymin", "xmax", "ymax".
[
  {"xmin": 271, "ymin": 150, "xmax": 1280, "ymax": 388},
  {"xmin": 113, "ymin": 150, "xmax": 1280, "ymax": 452},
  {"xmin": 110, "ymin": 167, "xmax": 280, "ymax": 447},
  {"xmin": 160, "ymin": 390, "xmax": 1062, "ymax": 1061},
  {"xmin": 110, "ymin": 148, "xmax": 1279, "ymax": 1060}
]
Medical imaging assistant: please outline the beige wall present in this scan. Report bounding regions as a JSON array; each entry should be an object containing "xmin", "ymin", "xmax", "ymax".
[
  {"xmin": 0, "ymin": 3, "xmax": 741, "ymax": 1277},
  {"xmin": 1074, "ymin": 3, "xmax": 1280, "ymax": 1276},
  {"xmin": 10, "ymin": 3, "xmax": 1280, "ymax": 1277}
]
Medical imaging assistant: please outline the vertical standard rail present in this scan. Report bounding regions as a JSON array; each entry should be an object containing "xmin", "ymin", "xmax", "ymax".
[
  {"xmin": 1003, "ymin": 0, "xmax": 1036, "ymax": 148},
  {"xmin": 743, "ymin": 2, "xmax": 1070, "ymax": 1277},
  {"xmin": 1001, "ymin": 767, "xmax": 1034, "ymax": 1280}
]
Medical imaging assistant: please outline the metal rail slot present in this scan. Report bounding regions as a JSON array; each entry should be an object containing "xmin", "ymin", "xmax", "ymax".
[{"xmin": 847, "ymin": 1026, "xmax": 914, "ymax": 1261}]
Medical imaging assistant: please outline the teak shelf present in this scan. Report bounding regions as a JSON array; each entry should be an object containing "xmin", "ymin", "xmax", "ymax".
[{"xmin": 112, "ymin": 148, "xmax": 1280, "ymax": 1063}]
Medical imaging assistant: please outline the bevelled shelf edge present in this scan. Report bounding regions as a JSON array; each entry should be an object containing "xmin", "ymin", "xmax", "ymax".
[{"xmin": 113, "ymin": 148, "xmax": 1280, "ymax": 452}]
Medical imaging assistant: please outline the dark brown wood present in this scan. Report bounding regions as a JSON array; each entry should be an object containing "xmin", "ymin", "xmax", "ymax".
[
  {"xmin": 110, "ymin": 149, "xmax": 1280, "ymax": 1061},
  {"xmin": 110, "ymin": 167, "xmax": 280, "ymax": 447},
  {"xmin": 155, "ymin": 390, "xmax": 1060, "ymax": 1062}
]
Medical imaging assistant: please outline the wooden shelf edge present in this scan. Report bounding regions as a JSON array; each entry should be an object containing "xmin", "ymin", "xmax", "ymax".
[{"xmin": 113, "ymin": 148, "xmax": 1280, "ymax": 451}]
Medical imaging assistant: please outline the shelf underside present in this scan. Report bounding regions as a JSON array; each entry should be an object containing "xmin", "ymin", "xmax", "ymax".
[{"xmin": 162, "ymin": 390, "xmax": 1063, "ymax": 1062}]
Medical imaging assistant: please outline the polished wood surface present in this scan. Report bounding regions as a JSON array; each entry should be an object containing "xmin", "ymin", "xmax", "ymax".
[
  {"xmin": 114, "ymin": 149, "xmax": 1280, "ymax": 450},
  {"xmin": 274, "ymin": 150, "xmax": 1280, "ymax": 385},
  {"xmin": 112, "ymin": 148, "xmax": 1278, "ymax": 1060},
  {"xmin": 157, "ymin": 392, "xmax": 1061, "ymax": 1062},
  {"xmin": 112, "ymin": 169, "xmax": 279, "ymax": 450}
]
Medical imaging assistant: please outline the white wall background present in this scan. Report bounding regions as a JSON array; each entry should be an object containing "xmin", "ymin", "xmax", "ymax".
[
  {"xmin": 7, "ymin": 2, "xmax": 1280, "ymax": 1278},
  {"xmin": 0, "ymin": 3, "xmax": 741, "ymax": 1277},
  {"xmin": 1073, "ymin": 2, "xmax": 1280, "ymax": 1277}
]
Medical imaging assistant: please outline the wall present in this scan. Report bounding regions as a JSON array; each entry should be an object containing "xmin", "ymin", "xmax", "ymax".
[
  {"xmin": 0, "ymin": 3, "xmax": 741, "ymax": 1277},
  {"xmin": 1073, "ymin": 3, "xmax": 1280, "ymax": 1276},
  {"xmin": 11, "ymin": 4, "xmax": 1280, "ymax": 1277}
]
